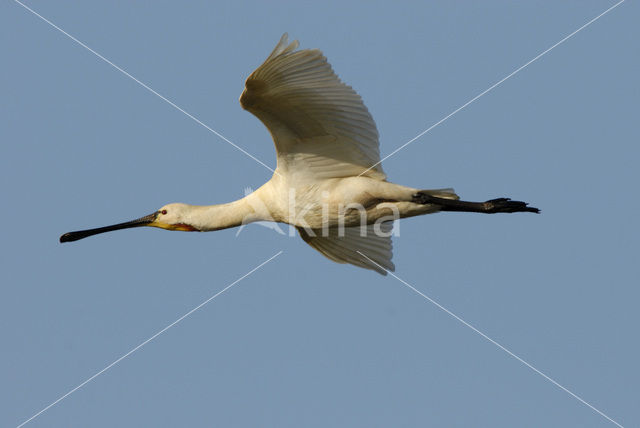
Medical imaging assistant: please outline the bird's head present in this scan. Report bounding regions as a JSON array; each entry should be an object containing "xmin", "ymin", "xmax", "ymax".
[
  {"xmin": 59, "ymin": 202, "xmax": 198, "ymax": 243},
  {"xmin": 151, "ymin": 203, "xmax": 198, "ymax": 231}
]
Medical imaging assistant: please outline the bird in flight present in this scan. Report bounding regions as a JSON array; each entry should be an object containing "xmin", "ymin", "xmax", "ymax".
[{"xmin": 61, "ymin": 34, "xmax": 538, "ymax": 274}]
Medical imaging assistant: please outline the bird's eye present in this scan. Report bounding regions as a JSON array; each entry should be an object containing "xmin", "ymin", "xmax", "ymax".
[{"xmin": 161, "ymin": 210, "xmax": 168, "ymax": 215}]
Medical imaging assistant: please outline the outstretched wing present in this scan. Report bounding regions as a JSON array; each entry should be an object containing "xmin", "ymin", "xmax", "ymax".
[
  {"xmin": 297, "ymin": 223, "xmax": 395, "ymax": 275},
  {"xmin": 240, "ymin": 33, "xmax": 385, "ymax": 182}
]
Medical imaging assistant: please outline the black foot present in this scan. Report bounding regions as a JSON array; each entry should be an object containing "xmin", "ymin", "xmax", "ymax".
[
  {"xmin": 412, "ymin": 193, "xmax": 540, "ymax": 214},
  {"xmin": 484, "ymin": 198, "xmax": 540, "ymax": 214}
]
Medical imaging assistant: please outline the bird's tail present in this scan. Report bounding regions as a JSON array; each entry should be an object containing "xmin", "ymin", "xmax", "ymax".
[{"xmin": 418, "ymin": 188, "xmax": 460, "ymax": 200}]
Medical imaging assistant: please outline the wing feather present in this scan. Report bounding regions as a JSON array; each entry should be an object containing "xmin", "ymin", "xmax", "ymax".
[
  {"xmin": 240, "ymin": 33, "xmax": 385, "ymax": 181},
  {"xmin": 298, "ymin": 223, "xmax": 395, "ymax": 275}
]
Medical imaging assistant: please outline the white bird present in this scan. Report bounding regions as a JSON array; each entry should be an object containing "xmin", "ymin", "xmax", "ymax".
[{"xmin": 61, "ymin": 34, "xmax": 538, "ymax": 275}]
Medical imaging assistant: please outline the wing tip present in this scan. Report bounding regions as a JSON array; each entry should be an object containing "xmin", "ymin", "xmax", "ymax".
[
  {"xmin": 367, "ymin": 259, "xmax": 395, "ymax": 276},
  {"xmin": 241, "ymin": 32, "xmax": 301, "ymax": 110},
  {"xmin": 267, "ymin": 33, "xmax": 299, "ymax": 61}
]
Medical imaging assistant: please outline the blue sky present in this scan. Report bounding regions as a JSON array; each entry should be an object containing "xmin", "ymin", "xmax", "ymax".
[{"xmin": 2, "ymin": 1, "xmax": 638, "ymax": 427}]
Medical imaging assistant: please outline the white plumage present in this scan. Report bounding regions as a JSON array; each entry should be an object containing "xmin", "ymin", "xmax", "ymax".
[
  {"xmin": 61, "ymin": 34, "xmax": 539, "ymax": 275},
  {"xmin": 240, "ymin": 33, "xmax": 385, "ymax": 182}
]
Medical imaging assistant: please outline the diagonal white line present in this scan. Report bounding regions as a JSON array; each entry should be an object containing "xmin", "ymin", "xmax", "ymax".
[
  {"xmin": 356, "ymin": 251, "xmax": 625, "ymax": 428},
  {"xmin": 16, "ymin": 251, "xmax": 283, "ymax": 428},
  {"xmin": 359, "ymin": 0, "xmax": 625, "ymax": 176},
  {"xmin": 13, "ymin": 0, "xmax": 278, "ymax": 176}
]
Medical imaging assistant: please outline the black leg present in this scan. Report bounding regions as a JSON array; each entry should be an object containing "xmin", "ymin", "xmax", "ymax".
[{"xmin": 412, "ymin": 193, "xmax": 540, "ymax": 214}]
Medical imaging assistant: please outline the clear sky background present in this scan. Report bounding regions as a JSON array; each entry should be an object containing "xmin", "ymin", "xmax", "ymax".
[{"xmin": 2, "ymin": 1, "xmax": 638, "ymax": 427}]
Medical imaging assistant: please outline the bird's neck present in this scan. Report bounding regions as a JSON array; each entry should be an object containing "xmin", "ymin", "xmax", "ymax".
[{"xmin": 187, "ymin": 196, "xmax": 261, "ymax": 232}]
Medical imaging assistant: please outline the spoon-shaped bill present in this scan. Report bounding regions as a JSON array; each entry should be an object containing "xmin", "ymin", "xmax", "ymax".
[{"xmin": 60, "ymin": 212, "xmax": 158, "ymax": 243}]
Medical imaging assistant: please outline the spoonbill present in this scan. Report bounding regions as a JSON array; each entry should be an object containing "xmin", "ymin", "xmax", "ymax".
[{"xmin": 60, "ymin": 34, "xmax": 538, "ymax": 274}]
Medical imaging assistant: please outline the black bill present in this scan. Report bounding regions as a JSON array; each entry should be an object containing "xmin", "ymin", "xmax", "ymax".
[{"xmin": 60, "ymin": 212, "xmax": 158, "ymax": 243}]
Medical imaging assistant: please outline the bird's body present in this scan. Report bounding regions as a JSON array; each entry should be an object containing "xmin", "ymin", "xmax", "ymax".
[
  {"xmin": 61, "ymin": 34, "xmax": 538, "ymax": 274},
  {"xmin": 163, "ymin": 177, "xmax": 440, "ymax": 231}
]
